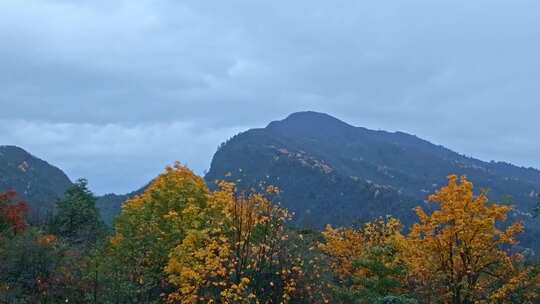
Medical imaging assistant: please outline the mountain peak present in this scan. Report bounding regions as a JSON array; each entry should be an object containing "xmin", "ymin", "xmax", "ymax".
[
  {"xmin": 267, "ymin": 111, "xmax": 353, "ymax": 136},
  {"xmin": 286, "ymin": 111, "xmax": 345, "ymax": 122}
]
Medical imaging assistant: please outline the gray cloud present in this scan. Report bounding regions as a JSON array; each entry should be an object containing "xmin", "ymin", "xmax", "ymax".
[
  {"xmin": 0, "ymin": 119, "xmax": 246, "ymax": 193},
  {"xmin": 1, "ymin": 0, "xmax": 539, "ymax": 193}
]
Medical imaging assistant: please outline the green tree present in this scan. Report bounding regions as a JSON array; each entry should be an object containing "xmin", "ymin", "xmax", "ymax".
[
  {"xmin": 348, "ymin": 245, "xmax": 416, "ymax": 303},
  {"xmin": 51, "ymin": 179, "xmax": 106, "ymax": 247},
  {"xmin": 0, "ymin": 229, "xmax": 77, "ymax": 303}
]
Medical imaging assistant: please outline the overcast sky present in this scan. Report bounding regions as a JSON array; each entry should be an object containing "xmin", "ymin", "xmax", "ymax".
[{"xmin": 1, "ymin": 0, "xmax": 539, "ymax": 194}]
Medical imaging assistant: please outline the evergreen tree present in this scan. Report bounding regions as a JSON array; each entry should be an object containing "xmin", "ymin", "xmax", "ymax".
[{"xmin": 51, "ymin": 179, "xmax": 106, "ymax": 247}]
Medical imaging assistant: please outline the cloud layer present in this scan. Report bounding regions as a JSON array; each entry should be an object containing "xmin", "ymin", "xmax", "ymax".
[{"xmin": 1, "ymin": 0, "xmax": 539, "ymax": 193}]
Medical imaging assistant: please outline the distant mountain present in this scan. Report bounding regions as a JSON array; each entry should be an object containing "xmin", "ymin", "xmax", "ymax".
[
  {"xmin": 0, "ymin": 145, "xmax": 136, "ymax": 224},
  {"xmin": 206, "ymin": 111, "xmax": 540, "ymax": 250},
  {"xmin": 0, "ymin": 145, "xmax": 72, "ymax": 219},
  {"xmin": 95, "ymin": 187, "xmax": 145, "ymax": 225},
  {"xmin": 3, "ymin": 113, "xmax": 540, "ymax": 252}
]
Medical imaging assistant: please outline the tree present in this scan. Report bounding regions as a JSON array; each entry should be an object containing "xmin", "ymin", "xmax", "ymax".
[
  {"xmin": 533, "ymin": 194, "xmax": 540, "ymax": 218},
  {"xmin": 44, "ymin": 180, "xmax": 108, "ymax": 303},
  {"xmin": 321, "ymin": 217, "xmax": 415, "ymax": 303},
  {"xmin": 51, "ymin": 179, "xmax": 106, "ymax": 247},
  {"xmin": 404, "ymin": 175, "xmax": 537, "ymax": 303},
  {"xmin": 0, "ymin": 191, "xmax": 81, "ymax": 303},
  {"xmin": 166, "ymin": 182, "xmax": 330, "ymax": 303},
  {"xmin": 0, "ymin": 228, "xmax": 81, "ymax": 303},
  {"xmin": 0, "ymin": 191, "xmax": 29, "ymax": 238},
  {"xmin": 107, "ymin": 163, "xmax": 210, "ymax": 303}
]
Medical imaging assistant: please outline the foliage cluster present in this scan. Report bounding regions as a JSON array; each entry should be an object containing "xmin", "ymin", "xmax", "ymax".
[{"xmin": 1, "ymin": 163, "xmax": 538, "ymax": 303}]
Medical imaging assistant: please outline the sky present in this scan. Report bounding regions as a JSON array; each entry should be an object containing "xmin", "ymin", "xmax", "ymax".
[{"xmin": 1, "ymin": 0, "xmax": 540, "ymax": 194}]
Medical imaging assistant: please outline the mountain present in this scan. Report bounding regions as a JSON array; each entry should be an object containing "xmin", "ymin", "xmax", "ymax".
[
  {"xmin": 3, "ymin": 113, "xmax": 540, "ymax": 251},
  {"xmin": 206, "ymin": 111, "xmax": 540, "ymax": 249},
  {"xmin": 0, "ymin": 145, "xmax": 72, "ymax": 219},
  {"xmin": 0, "ymin": 145, "xmax": 137, "ymax": 224},
  {"xmin": 95, "ymin": 187, "xmax": 145, "ymax": 224}
]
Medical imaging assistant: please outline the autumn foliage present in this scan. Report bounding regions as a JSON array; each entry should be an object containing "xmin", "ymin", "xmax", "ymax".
[
  {"xmin": 107, "ymin": 163, "xmax": 211, "ymax": 302},
  {"xmin": 106, "ymin": 169, "xmax": 540, "ymax": 303},
  {"xmin": 103, "ymin": 164, "xmax": 327, "ymax": 303},
  {"xmin": 321, "ymin": 175, "xmax": 539, "ymax": 303},
  {"xmin": 166, "ymin": 181, "xmax": 329, "ymax": 303},
  {"xmin": 1, "ymin": 165, "xmax": 539, "ymax": 303},
  {"xmin": 0, "ymin": 190, "xmax": 29, "ymax": 236},
  {"xmin": 321, "ymin": 217, "xmax": 413, "ymax": 303},
  {"xmin": 403, "ymin": 175, "xmax": 537, "ymax": 303}
]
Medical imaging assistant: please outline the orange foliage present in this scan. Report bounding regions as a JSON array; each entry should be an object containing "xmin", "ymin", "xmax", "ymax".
[
  {"xmin": 166, "ymin": 182, "xmax": 329, "ymax": 303},
  {"xmin": 404, "ymin": 175, "xmax": 537, "ymax": 303},
  {"xmin": 0, "ymin": 190, "xmax": 29, "ymax": 235}
]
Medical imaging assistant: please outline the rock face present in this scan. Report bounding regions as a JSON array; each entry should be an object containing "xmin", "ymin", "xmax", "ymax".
[
  {"xmin": 0, "ymin": 145, "xmax": 72, "ymax": 219},
  {"xmin": 206, "ymin": 111, "xmax": 540, "ymax": 250}
]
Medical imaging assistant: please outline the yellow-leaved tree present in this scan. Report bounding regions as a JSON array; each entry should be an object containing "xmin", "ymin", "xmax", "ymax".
[
  {"xmin": 106, "ymin": 163, "xmax": 210, "ymax": 302},
  {"xmin": 404, "ymin": 175, "xmax": 538, "ymax": 303},
  {"xmin": 166, "ymin": 182, "xmax": 329, "ymax": 303}
]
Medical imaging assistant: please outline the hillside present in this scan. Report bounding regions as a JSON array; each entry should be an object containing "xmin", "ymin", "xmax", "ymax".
[
  {"xmin": 0, "ymin": 145, "xmax": 72, "ymax": 219},
  {"xmin": 2, "ymin": 112, "xmax": 540, "ymax": 244},
  {"xmin": 95, "ymin": 187, "xmax": 146, "ymax": 225},
  {"xmin": 206, "ymin": 111, "xmax": 540, "ymax": 248},
  {"xmin": 0, "ymin": 145, "xmax": 135, "ymax": 224}
]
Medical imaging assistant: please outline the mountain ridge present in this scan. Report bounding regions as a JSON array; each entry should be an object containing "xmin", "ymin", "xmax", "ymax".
[
  {"xmin": 0, "ymin": 145, "xmax": 137, "ymax": 223},
  {"xmin": 206, "ymin": 111, "xmax": 540, "ymax": 251},
  {"xmin": 2, "ymin": 112, "xmax": 539, "ymax": 241}
]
